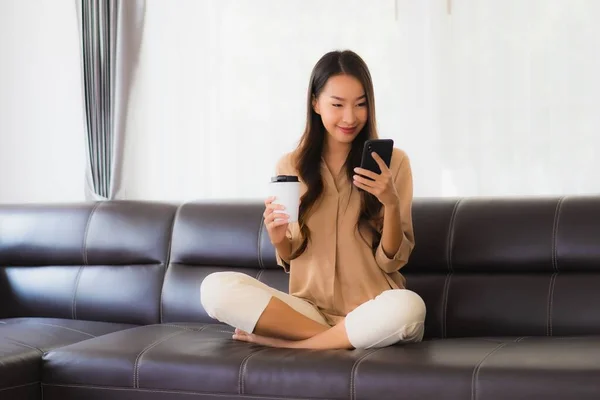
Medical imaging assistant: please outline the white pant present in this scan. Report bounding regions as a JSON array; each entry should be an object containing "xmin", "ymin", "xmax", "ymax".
[{"xmin": 200, "ymin": 271, "xmax": 426, "ymax": 349}]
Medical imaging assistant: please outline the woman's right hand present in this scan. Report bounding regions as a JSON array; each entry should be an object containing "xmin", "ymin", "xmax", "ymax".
[{"xmin": 264, "ymin": 196, "xmax": 289, "ymax": 245}]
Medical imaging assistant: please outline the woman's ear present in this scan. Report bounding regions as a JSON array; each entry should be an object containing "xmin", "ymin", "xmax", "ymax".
[{"xmin": 312, "ymin": 95, "xmax": 320, "ymax": 115}]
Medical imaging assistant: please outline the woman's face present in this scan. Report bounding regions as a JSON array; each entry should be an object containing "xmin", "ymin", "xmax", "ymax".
[{"xmin": 313, "ymin": 74, "xmax": 368, "ymax": 147}]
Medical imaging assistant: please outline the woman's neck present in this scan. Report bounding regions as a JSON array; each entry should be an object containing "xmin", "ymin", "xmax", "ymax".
[
  {"xmin": 323, "ymin": 137, "xmax": 351, "ymax": 161},
  {"xmin": 323, "ymin": 137, "xmax": 351, "ymax": 177}
]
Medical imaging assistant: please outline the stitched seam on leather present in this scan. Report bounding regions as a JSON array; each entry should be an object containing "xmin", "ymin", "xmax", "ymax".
[
  {"xmin": 446, "ymin": 199, "xmax": 461, "ymax": 273},
  {"xmin": 514, "ymin": 336, "xmax": 527, "ymax": 342},
  {"xmin": 442, "ymin": 272, "xmax": 453, "ymax": 338},
  {"xmin": 547, "ymin": 272, "xmax": 557, "ymax": 336},
  {"xmin": 0, "ymin": 382, "xmax": 40, "ymax": 392},
  {"xmin": 31, "ymin": 321, "xmax": 95, "ymax": 338},
  {"xmin": 552, "ymin": 197, "xmax": 565, "ymax": 273},
  {"xmin": 239, "ymin": 348, "xmax": 270, "ymax": 394},
  {"xmin": 6, "ymin": 338, "xmax": 44, "ymax": 354},
  {"xmin": 159, "ymin": 203, "xmax": 182, "ymax": 324},
  {"xmin": 71, "ymin": 264, "xmax": 84, "ymax": 321},
  {"xmin": 158, "ymin": 324, "xmax": 192, "ymax": 331},
  {"xmin": 133, "ymin": 329, "xmax": 187, "ymax": 389},
  {"xmin": 255, "ymin": 269, "xmax": 264, "ymax": 282},
  {"xmin": 471, "ymin": 343, "xmax": 507, "ymax": 400},
  {"xmin": 82, "ymin": 202, "xmax": 100, "ymax": 266},
  {"xmin": 42, "ymin": 382, "xmax": 311, "ymax": 399},
  {"xmin": 159, "ymin": 324, "xmax": 206, "ymax": 332},
  {"xmin": 209, "ymin": 329, "xmax": 236, "ymax": 334},
  {"xmin": 73, "ymin": 202, "xmax": 100, "ymax": 319},
  {"xmin": 257, "ymin": 214, "xmax": 265, "ymax": 269},
  {"xmin": 164, "ymin": 327, "xmax": 233, "ymax": 334},
  {"xmin": 477, "ymin": 338, "xmax": 505, "ymax": 343},
  {"xmin": 160, "ymin": 325, "xmax": 213, "ymax": 335},
  {"xmin": 350, "ymin": 348, "xmax": 381, "ymax": 400}
]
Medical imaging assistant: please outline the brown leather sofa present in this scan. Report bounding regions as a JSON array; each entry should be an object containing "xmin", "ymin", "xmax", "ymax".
[{"xmin": 1, "ymin": 196, "xmax": 600, "ymax": 400}]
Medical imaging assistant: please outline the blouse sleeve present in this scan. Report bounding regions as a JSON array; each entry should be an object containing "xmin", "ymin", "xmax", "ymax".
[{"xmin": 374, "ymin": 150, "xmax": 415, "ymax": 273}]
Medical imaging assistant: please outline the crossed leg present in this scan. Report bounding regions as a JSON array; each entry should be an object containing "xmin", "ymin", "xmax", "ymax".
[{"xmin": 201, "ymin": 272, "xmax": 425, "ymax": 350}]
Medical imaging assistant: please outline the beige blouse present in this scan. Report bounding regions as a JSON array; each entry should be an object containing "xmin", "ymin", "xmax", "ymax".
[{"xmin": 275, "ymin": 147, "xmax": 415, "ymax": 325}]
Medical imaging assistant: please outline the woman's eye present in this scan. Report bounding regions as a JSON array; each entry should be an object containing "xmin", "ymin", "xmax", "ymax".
[
  {"xmin": 332, "ymin": 104, "xmax": 342, "ymax": 107},
  {"xmin": 357, "ymin": 102, "xmax": 367, "ymax": 107}
]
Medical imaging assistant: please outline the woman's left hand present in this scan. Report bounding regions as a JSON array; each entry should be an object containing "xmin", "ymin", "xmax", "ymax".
[{"xmin": 353, "ymin": 152, "xmax": 399, "ymax": 207}]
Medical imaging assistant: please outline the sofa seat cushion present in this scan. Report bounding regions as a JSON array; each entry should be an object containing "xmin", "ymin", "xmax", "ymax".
[
  {"xmin": 0, "ymin": 317, "xmax": 137, "ymax": 395},
  {"xmin": 0, "ymin": 340, "xmax": 41, "ymax": 399},
  {"xmin": 41, "ymin": 323, "xmax": 600, "ymax": 400},
  {"xmin": 354, "ymin": 336, "xmax": 600, "ymax": 400},
  {"xmin": 42, "ymin": 323, "xmax": 384, "ymax": 399}
]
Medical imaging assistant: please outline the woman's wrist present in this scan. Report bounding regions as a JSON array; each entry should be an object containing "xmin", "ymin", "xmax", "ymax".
[
  {"xmin": 273, "ymin": 237, "xmax": 292, "ymax": 260},
  {"xmin": 383, "ymin": 196, "xmax": 401, "ymax": 210}
]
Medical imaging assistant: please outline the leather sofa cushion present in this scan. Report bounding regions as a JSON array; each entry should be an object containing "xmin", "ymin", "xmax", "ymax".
[
  {"xmin": 0, "ymin": 201, "xmax": 177, "ymax": 325},
  {"xmin": 0, "ymin": 318, "xmax": 136, "ymax": 395},
  {"xmin": 160, "ymin": 197, "xmax": 600, "ymax": 339},
  {"xmin": 162, "ymin": 266, "xmax": 289, "ymax": 325},
  {"xmin": 352, "ymin": 336, "xmax": 600, "ymax": 400},
  {"xmin": 0, "ymin": 339, "xmax": 40, "ymax": 399},
  {"xmin": 42, "ymin": 323, "xmax": 600, "ymax": 400}
]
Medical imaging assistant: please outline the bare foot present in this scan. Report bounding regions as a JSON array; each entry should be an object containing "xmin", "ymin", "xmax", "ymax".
[
  {"xmin": 231, "ymin": 325, "xmax": 353, "ymax": 350},
  {"xmin": 232, "ymin": 328, "xmax": 293, "ymax": 348}
]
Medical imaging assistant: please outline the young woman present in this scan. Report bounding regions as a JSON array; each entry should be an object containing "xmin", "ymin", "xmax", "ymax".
[{"xmin": 201, "ymin": 50, "xmax": 425, "ymax": 350}]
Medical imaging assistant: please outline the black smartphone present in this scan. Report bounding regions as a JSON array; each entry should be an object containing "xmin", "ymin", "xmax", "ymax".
[{"xmin": 360, "ymin": 138, "xmax": 394, "ymax": 175}]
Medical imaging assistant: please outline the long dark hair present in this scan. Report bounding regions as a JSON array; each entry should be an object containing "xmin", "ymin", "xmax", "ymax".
[{"xmin": 290, "ymin": 50, "xmax": 383, "ymax": 260}]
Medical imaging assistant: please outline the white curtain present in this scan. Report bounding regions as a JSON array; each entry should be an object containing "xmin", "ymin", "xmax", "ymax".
[{"xmin": 119, "ymin": 0, "xmax": 599, "ymax": 202}]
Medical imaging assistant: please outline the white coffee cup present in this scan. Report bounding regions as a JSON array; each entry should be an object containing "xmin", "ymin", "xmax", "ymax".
[{"xmin": 269, "ymin": 175, "xmax": 300, "ymax": 223}]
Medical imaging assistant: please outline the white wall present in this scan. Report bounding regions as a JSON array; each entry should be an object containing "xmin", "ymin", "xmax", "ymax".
[
  {"xmin": 121, "ymin": 0, "xmax": 600, "ymax": 201},
  {"xmin": 0, "ymin": 0, "xmax": 85, "ymax": 203},
  {"xmin": 439, "ymin": 0, "xmax": 600, "ymax": 196},
  {"xmin": 1, "ymin": 0, "xmax": 599, "ymax": 203},
  {"xmin": 120, "ymin": 0, "xmax": 446, "ymax": 201}
]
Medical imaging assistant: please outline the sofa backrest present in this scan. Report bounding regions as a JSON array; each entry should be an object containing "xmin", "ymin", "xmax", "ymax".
[
  {"xmin": 2, "ymin": 196, "xmax": 599, "ymax": 338},
  {"xmin": 162, "ymin": 196, "xmax": 600, "ymax": 339},
  {"xmin": 160, "ymin": 201, "xmax": 283, "ymax": 324},
  {"xmin": 0, "ymin": 201, "xmax": 177, "ymax": 325},
  {"xmin": 406, "ymin": 196, "xmax": 600, "ymax": 338}
]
